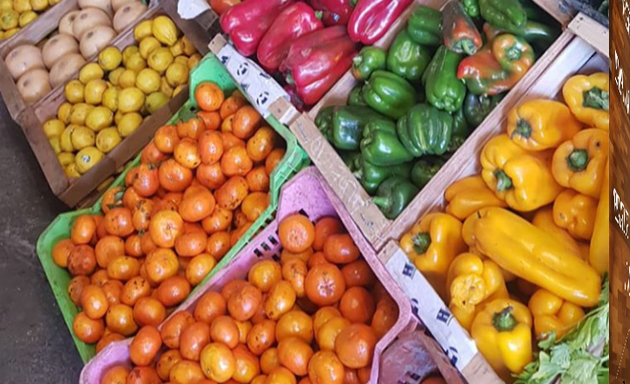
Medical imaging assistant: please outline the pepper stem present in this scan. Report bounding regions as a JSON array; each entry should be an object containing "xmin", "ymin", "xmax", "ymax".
[
  {"xmin": 353, "ymin": 55, "xmax": 363, "ymax": 67},
  {"xmin": 314, "ymin": 10, "xmax": 323, "ymax": 20},
  {"xmin": 492, "ymin": 306, "xmax": 517, "ymax": 332},
  {"xmin": 583, "ymin": 87, "xmax": 609, "ymax": 111},
  {"xmin": 567, "ymin": 149, "xmax": 589, "ymax": 172},
  {"xmin": 494, "ymin": 170, "xmax": 513, "ymax": 192},
  {"xmin": 461, "ymin": 39, "xmax": 477, "ymax": 56},
  {"xmin": 286, "ymin": 73, "xmax": 295, "ymax": 85},
  {"xmin": 512, "ymin": 118, "xmax": 532, "ymax": 139},
  {"xmin": 505, "ymin": 46, "xmax": 522, "ymax": 61},
  {"xmin": 412, "ymin": 233, "xmax": 431, "ymax": 255}
]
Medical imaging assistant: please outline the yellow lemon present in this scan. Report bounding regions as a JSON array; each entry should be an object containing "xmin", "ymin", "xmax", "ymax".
[
  {"xmin": 64, "ymin": 80, "xmax": 84, "ymax": 103},
  {"xmin": 43, "ymin": 119, "xmax": 65, "ymax": 138},
  {"xmin": 133, "ymin": 19, "xmax": 153, "ymax": 41},
  {"xmin": 117, "ymin": 112, "xmax": 142, "ymax": 137},
  {"xmin": 79, "ymin": 63, "xmax": 104, "ymax": 84},
  {"xmin": 169, "ymin": 39, "xmax": 183, "ymax": 57},
  {"xmin": 122, "ymin": 45, "xmax": 139, "ymax": 66},
  {"xmin": 125, "ymin": 52, "xmax": 147, "ymax": 72},
  {"xmin": 60, "ymin": 125, "xmax": 76, "ymax": 152},
  {"xmin": 3, "ymin": 27, "xmax": 18, "ymax": 38},
  {"xmin": 173, "ymin": 55, "xmax": 188, "ymax": 67},
  {"xmin": 70, "ymin": 103, "xmax": 94, "ymax": 126},
  {"xmin": 75, "ymin": 146, "xmax": 104, "ymax": 174},
  {"xmin": 114, "ymin": 110, "xmax": 124, "ymax": 125},
  {"xmin": 84, "ymin": 79, "xmax": 108, "ymax": 105},
  {"xmin": 57, "ymin": 102, "xmax": 72, "ymax": 124},
  {"xmin": 30, "ymin": 0, "xmax": 48, "ymax": 11},
  {"xmin": 98, "ymin": 46, "xmax": 123, "ymax": 71},
  {"xmin": 173, "ymin": 85, "xmax": 184, "ymax": 97},
  {"xmin": 160, "ymin": 76, "xmax": 173, "ymax": 98},
  {"xmin": 165, "ymin": 62, "xmax": 188, "ymax": 88},
  {"xmin": 13, "ymin": 0, "xmax": 31, "ymax": 13},
  {"xmin": 181, "ymin": 36, "xmax": 197, "ymax": 56},
  {"xmin": 108, "ymin": 67, "xmax": 125, "ymax": 86},
  {"xmin": 57, "ymin": 152, "xmax": 75, "ymax": 167},
  {"xmin": 49, "ymin": 135, "xmax": 61, "ymax": 154},
  {"xmin": 188, "ymin": 53, "xmax": 201, "ymax": 70},
  {"xmin": 139, "ymin": 36, "xmax": 160, "ymax": 60},
  {"xmin": 86, "ymin": 106, "xmax": 113, "ymax": 131},
  {"xmin": 71, "ymin": 126, "xmax": 95, "ymax": 150},
  {"xmin": 152, "ymin": 16, "xmax": 177, "ymax": 46},
  {"xmin": 118, "ymin": 87, "xmax": 145, "ymax": 113},
  {"xmin": 147, "ymin": 47, "xmax": 173, "ymax": 74},
  {"xmin": 65, "ymin": 162, "xmax": 81, "ymax": 178},
  {"xmin": 145, "ymin": 91, "xmax": 169, "ymax": 114},
  {"xmin": 0, "ymin": 10, "xmax": 18, "ymax": 30},
  {"xmin": 102, "ymin": 87, "xmax": 118, "ymax": 111},
  {"xmin": 96, "ymin": 127, "xmax": 121, "ymax": 153},
  {"xmin": 135, "ymin": 68, "xmax": 160, "ymax": 94},
  {"xmin": 0, "ymin": 0, "xmax": 12, "ymax": 11},
  {"xmin": 118, "ymin": 69, "xmax": 136, "ymax": 89},
  {"xmin": 18, "ymin": 11, "xmax": 36, "ymax": 27}
]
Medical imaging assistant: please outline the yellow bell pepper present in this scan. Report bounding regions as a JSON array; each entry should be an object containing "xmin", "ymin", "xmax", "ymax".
[
  {"xmin": 471, "ymin": 298, "xmax": 533, "ymax": 381},
  {"xmin": 528, "ymin": 288, "xmax": 585, "ymax": 340},
  {"xmin": 590, "ymin": 158, "xmax": 609, "ymax": 274},
  {"xmin": 532, "ymin": 206, "xmax": 582, "ymax": 257},
  {"xmin": 444, "ymin": 176, "xmax": 508, "ymax": 220},
  {"xmin": 562, "ymin": 72, "xmax": 609, "ymax": 131},
  {"xmin": 481, "ymin": 135, "xmax": 563, "ymax": 212},
  {"xmin": 463, "ymin": 207, "xmax": 602, "ymax": 307},
  {"xmin": 400, "ymin": 213, "xmax": 467, "ymax": 299},
  {"xmin": 447, "ymin": 252, "xmax": 509, "ymax": 330},
  {"xmin": 552, "ymin": 129, "xmax": 609, "ymax": 199},
  {"xmin": 506, "ymin": 99, "xmax": 582, "ymax": 151},
  {"xmin": 553, "ymin": 190, "xmax": 598, "ymax": 241}
]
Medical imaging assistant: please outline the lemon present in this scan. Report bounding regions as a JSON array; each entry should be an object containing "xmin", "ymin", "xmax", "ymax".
[
  {"xmin": 160, "ymin": 77, "xmax": 173, "ymax": 98},
  {"xmin": 152, "ymin": 16, "xmax": 177, "ymax": 46},
  {"xmin": 188, "ymin": 54, "xmax": 201, "ymax": 70},
  {"xmin": 145, "ymin": 91, "xmax": 169, "ymax": 114},
  {"xmin": 49, "ymin": 135, "xmax": 61, "ymax": 154},
  {"xmin": 70, "ymin": 103, "xmax": 94, "ymax": 125},
  {"xmin": 0, "ymin": 0, "xmax": 11, "ymax": 11},
  {"xmin": 134, "ymin": 19, "xmax": 153, "ymax": 42},
  {"xmin": 57, "ymin": 102, "xmax": 72, "ymax": 124},
  {"xmin": 63, "ymin": 80, "xmax": 83, "ymax": 103},
  {"xmin": 173, "ymin": 85, "xmax": 184, "ymax": 97},
  {"xmin": 174, "ymin": 55, "xmax": 188, "ymax": 67},
  {"xmin": 79, "ymin": 63, "xmax": 104, "ymax": 84},
  {"xmin": 30, "ymin": 0, "xmax": 48, "ymax": 11},
  {"xmin": 84, "ymin": 79, "xmax": 108, "ymax": 105},
  {"xmin": 108, "ymin": 67, "xmax": 124, "ymax": 86},
  {"xmin": 0, "ymin": 10, "xmax": 18, "ymax": 30},
  {"xmin": 122, "ymin": 45, "xmax": 139, "ymax": 66},
  {"xmin": 147, "ymin": 47, "xmax": 173, "ymax": 74},
  {"xmin": 118, "ymin": 69, "xmax": 136, "ymax": 89},
  {"xmin": 86, "ymin": 106, "xmax": 113, "ymax": 132},
  {"xmin": 3, "ymin": 27, "xmax": 18, "ymax": 38},
  {"xmin": 13, "ymin": 0, "xmax": 31, "ymax": 13},
  {"xmin": 96, "ymin": 46, "xmax": 121, "ymax": 72},
  {"xmin": 71, "ymin": 126, "xmax": 95, "ymax": 150},
  {"xmin": 166, "ymin": 62, "xmax": 188, "ymax": 88},
  {"xmin": 114, "ymin": 110, "xmax": 124, "ymax": 125},
  {"xmin": 96, "ymin": 127, "xmax": 121, "ymax": 153},
  {"xmin": 60, "ymin": 125, "xmax": 76, "ymax": 152},
  {"xmin": 102, "ymin": 87, "xmax": 118, "ymax": 111},
  {"xmin": 125, "ymin": 52, "xmax": 147, "ymax": 72},
  {"xmin": 117, "ymin": 112, "xmax": 143, "ymax": 137},
  {"xmin": 43, "ymin": 119, "xmax": 65, "ymax": 138},
  {"xmin": 118, "ymin": 87, "xmax": 145, "ymax": 113},
  {"xmin": 18, "ymin": 11, "xmax": 36, "ymax": 27},
  {"xmin": 65, "ymin": 162, "xmax": 81, "ymax": 178},
  {"xmin": 139, "ymin": 36, "xmax": 160, "ymax": 60},
  {"xmin": 169, "ymin": 39, "xmax": 183, "ymax": 57},
  {"xmin": 135, "ymin": 68, "xmax": 160, "ymax": 94},
  {"xmin": 57, "ymin": 152, "xmax": 75, "ymax": 167},
  {"xmin": 75, "ymin": 146, "xmax": 104, "ymax": 174},
  {"xmin": 181, "ymin": 36, "xmax": 196, "ymax": 56}
]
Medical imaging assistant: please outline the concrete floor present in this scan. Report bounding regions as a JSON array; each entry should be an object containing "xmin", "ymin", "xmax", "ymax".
[{"xmin": 0, "ymin": 101, "xmax": 83, "ymax": 383}]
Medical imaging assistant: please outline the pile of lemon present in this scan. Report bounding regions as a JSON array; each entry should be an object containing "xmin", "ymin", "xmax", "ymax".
[
  {"xmin": 0, "ymin": 0, "xmax": 60, "ymax": 39},
  {"xmin": 44, "ymin": 15, "xmax": 201, "ymax": 179}
]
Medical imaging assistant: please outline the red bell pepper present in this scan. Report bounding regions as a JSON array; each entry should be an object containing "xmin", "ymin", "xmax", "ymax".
[
  {"xmin": 307, "ymin": 0, "xmax": 354, "ymax": 26},
  {"xmin": 347, "ymin": 0, "xmax": 414, "ymax": 44},
  {"xmin": 257, "ymin": 3, "xmax": 324, "ymax": 73},
  {"xmin": 220, "ymin": 0, "xmax": 293, "ymax": 57},
  {"xmin": 280, "ymin": 26, "xmax": 359, "ymax": 106}
]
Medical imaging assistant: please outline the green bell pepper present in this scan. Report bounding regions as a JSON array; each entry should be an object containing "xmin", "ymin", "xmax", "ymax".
[
  {"xmin": 360, "ymin": 121, "xmax": 414, "ymax": 166},
  {"xmin": 463, "ymin": 0, "xmax": 480, "ymax": 17},
  {"xmin": 348, "ymin": 86, "xmax": 367, "ymax": 107},
  {"xmin": 407, "ymin": 6, "xmax": 443, "ymax": 46},
  {"xmin": 340, "ymin": 150, "xmax": 361, "ymax": 172},
  {"xmin": 363, "ymin": 70, "xmax": 417, "ymax": 119},
  {"xmin": 398, "ymin": 103, "xmax": 453, "ymax": 156},
  {"xmin": 353, "ymin": 155, "xmax": 413, "ymax": 195},
  {"xmin": 315, "ymin": 106, "xmax": 391, "ymax": 151},
  {"xmin": 386, "ymin": 30, "xmax": 432, "ymax": 85},
  {"xmin": 516, "ymin": 20, "xmax": 560, "ymax": 51},
  {"xmin": 463, "ymin": 93, "xmax": 504, "ymax": 127},
  {"xmin": 479, "ymin": 0, "xmax": 527, "ymax": 34},
  {"xmin": 372, "ymin": 176, "xmax": 419, "ymax": 219},
  {"xmin": 411, "ymin": 157, "xmax": 446, "ymax": 189},
  {"xmin": 315, "ymin": 106, "xmax": 335, "ymax": 142},
  {"xmin": 422, "ymin": 46, "xmax": 466, "ymax": 113},
  {"xmin": 352, "ymin": 47, "xmax": 387, "ymax": 81}
]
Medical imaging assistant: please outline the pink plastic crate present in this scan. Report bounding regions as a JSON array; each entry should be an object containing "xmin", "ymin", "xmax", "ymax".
[{"xmin": 80, "ymin": 167, "xmax": 414, "ymax": 384}]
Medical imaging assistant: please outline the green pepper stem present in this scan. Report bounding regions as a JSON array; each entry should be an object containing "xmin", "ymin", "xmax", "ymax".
[
  {"xmin": 314, "ymin": 10, "xmax": 323, "ymax": 20},
  {"xmin": 512, "ymin": 118, "xmax": 532, "ymax": 139},
  {"xmin": 493, "ymin": 306, "xmax": 517, "ymax": 332},
  {"xmin": 353, "ymin": 55, "xmax": 363, "ymax": 67},
  {"xmin": 412, "ymin": 233, "xmax": 431, "ymax": 255},
  {"xmin": 567, "ymin": 149, "xmax": 589, "ymax": 172},
  {"xmin": 505, "ymin": 45, "xmax": 523, "ymax": 61},
  {"xmin": 583, "ymin": 87, "xmax": 609, "ymax": 111},
  {"xmin": 372, "ymin": 196, "xmax": 390, "ymax": 210},
  {"xmin": 461, "ymin": 39, "xmax": 477, "ymax": 56},
  {"xmin": 494, "ymin": 170, "xmax": 513, "ymax": 192}
]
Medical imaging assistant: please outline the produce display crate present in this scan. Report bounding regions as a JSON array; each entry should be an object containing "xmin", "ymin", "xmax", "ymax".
[
  {"xmin": 380, "ymin": 35, "xmax": 608, "ymax": 384},
  {"xmin": 269, "ymin": 0, "xmax": 574, "ymax": 250},
  {"xmin": 14, "ymin": 0, "xmax": 211, "ymax": 208},
  {"xmin": 568, "ymin": 12, "xmax": 609, "ymax": 58},
  {"xmin": 79, "ymin": 167, "xmax": 465, "ymax": 384},
  {"xmin": 36, "ymin": 52, "xmax": 308, "ymax": 363}
]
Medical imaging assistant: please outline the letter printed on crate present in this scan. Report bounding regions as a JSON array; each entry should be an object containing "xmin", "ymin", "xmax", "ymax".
[{"xmin": 385, "ymin": 247, "xmax": 478, "ymax": 371}]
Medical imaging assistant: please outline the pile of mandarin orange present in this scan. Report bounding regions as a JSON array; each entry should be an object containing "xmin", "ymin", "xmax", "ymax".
[
  {"xmin": 100, "ymin": 213, "xmax": 400, "ymax": 384},
  {"xmin": 51, "ymin": 81, "xmax": 286, "ymax": 351}
]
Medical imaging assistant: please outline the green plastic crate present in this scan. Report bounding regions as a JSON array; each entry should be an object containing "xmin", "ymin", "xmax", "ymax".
[{"xmin": 36, "ymin": 53, "xmax": 309, "ymax": 363}]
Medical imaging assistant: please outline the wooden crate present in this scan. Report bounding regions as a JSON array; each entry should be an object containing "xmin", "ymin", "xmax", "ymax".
[
  {"xmin": 568, "ymin": 12, "xmax": 609, "ymax": 58},
  {"xmin": 380, "ymin": 35, "xmax": 608, "ymax": 384},
  {"xmin": 272, "ymin": 0, "xmax": 573, "ymax": 250},
  {"xmin": 15, "ymin": 0, "xmax": 212, "ymax": 207},
  {"xmin": 531, "ymin": 0, "xmax": 576, "ymax": 26}
]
